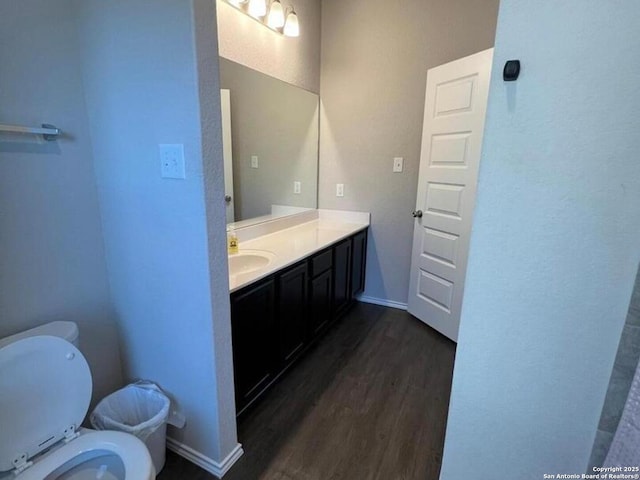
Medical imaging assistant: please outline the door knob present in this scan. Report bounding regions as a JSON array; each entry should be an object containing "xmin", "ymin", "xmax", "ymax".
[
  {"xmin": 412, "ymin": 210, "xmax": 423, "ymax": 218},
  {"xmin": 225, "ymin": 195, "xmax": 232, "ymax": 203}
]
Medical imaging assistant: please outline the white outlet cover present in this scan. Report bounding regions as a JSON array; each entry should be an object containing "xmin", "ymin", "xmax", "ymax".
[
  {"xmin": 251, "ymin": 155, "xmax": 259, "ymax": 169},
  {"xmin": 294, "ymin": 181, "xmax": 301, "ymax": 194},
  {"xmin": 393, "ymin": 157, "xmax": 404, "ymax": 173},
  {"xmin": 336, "ymin": 183, "xmax": 344, "ymax": 197},
  {"xmin": 160, "ymin": 144, "xmax": 186, "ymax": 179}
]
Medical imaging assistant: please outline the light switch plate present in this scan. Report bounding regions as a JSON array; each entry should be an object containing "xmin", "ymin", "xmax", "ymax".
[
  {"xmin": 160, "ymin": 144, "xmax": 186, "ymax": 179},
  {"xmin": 336, "ymin": 183, "xmax": 344, "ymax": 197},
  {"xmin": 251, "ymin": 155, "xmax": 259, "ymax": 169},
  {"xmin": 294, "ymin": 181, "xmax": 301, "ymax": 194},
  {"xmin": 393, "ymin": 157, "xmax": 404, "ymax": 173}
]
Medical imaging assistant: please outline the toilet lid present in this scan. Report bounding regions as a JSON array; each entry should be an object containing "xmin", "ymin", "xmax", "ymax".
[{"xmin": 0, "ymin": 335, "xmax": 92, "ymax": 473}]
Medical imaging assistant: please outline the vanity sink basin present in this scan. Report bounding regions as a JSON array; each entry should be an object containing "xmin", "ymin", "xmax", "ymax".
[{"xmin": 228, "ymin": 250, "xmax": 276, "ymax": 275}]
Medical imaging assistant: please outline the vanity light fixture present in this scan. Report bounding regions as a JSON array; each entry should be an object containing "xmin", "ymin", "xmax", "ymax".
[
  {"xmin": 224, "ymin": 0, "xmax": 300, "ymax": 37},
  {"xmin": 283, "ymin": 8, "xmax": 299, "ymax": 37},
  {"xmin": 267, "ymin": 0, "xmax": 285, "ymax": 28},
  {"xmin": 248, "ymin": 0, "xmax": 267, "ymax": 18}
]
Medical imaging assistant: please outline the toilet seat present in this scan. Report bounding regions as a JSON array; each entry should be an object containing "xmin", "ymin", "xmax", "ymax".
[
  {"xmin": 0, "ymin": 335, "xmax": 154, "ymax": 479},
  {"xmin": 0, "ymin": 336, "xmax": 92, "ymax": 473},
  {"xmin": 20, "ymin": 430, "xmax": 155, "ymax": 479}
]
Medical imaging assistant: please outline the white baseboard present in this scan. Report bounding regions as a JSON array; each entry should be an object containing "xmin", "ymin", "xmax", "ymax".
[
  {"xmin": 166, "ymin": 437, "xmax": 243, "ymax": 478},
  {"xmin": 357, "ymin": 295, "xmax": 408, "ymax": 310}
]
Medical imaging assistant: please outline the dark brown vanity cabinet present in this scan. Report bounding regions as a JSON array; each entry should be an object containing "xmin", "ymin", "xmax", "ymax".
[
  {"xmin": 333, "ymin": 238, "xmax": 352, "ymax": 317},
  {"xmin": 351, "ymin": 230, "xmax": 367, "ymax": 296},
  {"xmin": 231, "ymin": 229, "xmax": 367, "ymax": 417},
  {"xmin": 277, "ymin": 262, "xmax": 308, "ymax": 367},
  {"xmin": 308, "ymin": 249, "xmax": 333, "ymax": 337},
  {"xmin": 230, "ymin": 278, "xmax": 276, "ymax": 412}
]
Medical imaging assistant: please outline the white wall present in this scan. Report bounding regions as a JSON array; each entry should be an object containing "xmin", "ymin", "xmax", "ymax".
[
  {"xmin": 0, "ymin": 0, "xmax": 122, "ymax": 405},
  {"xmin": 318, "ymin": 0, "xmax": 499, "ymax": 305},
  {"xmin": 440, "ymin": 1, "xmax": 640, "ymax": 477},
  {"xmin": 75, "ymin": 0, "xmax": 238, "ymax": 464},
  {"xmin": 216, "ymin": 0, "xmax": 321, "ymax": 93},
  {"xmin": 194, "ymin": 0, "xmax": 243, "ymax": 462}
]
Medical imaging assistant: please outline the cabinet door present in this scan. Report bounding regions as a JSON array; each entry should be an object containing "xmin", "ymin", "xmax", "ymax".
[
  {"xmin": 351, "ymin": 230, "xmax": 368, "ymax": 296},
  {"xmin": 309, "ymin": 268, "xmax": 333, "ymax": 337},
  {"xmin": 277, "ymin": 262, "xmax": 308, "ymax": 366},
  {"xmin": 230, "ymin": 278, "xmax": 276, "ymax": 412},
  {"xmin": 333, "ymin": 238, "xmax": 352, "ymax": 316}
]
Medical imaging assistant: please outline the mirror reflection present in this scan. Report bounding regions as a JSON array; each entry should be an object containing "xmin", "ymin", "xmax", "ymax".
[{"xmin": 219, "ymin": 58, "xmax": 319, "ymax": 225}]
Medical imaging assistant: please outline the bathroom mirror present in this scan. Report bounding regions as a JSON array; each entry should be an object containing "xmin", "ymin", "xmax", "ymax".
[{"xmin": 219, "ymin": 58, "xmax": 319, "ymax": 226}]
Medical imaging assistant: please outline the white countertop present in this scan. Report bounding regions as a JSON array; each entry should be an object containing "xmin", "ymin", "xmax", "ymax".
[{"xmin": 229, "ymin": 211, "xmax": 369, "ymax": 293}]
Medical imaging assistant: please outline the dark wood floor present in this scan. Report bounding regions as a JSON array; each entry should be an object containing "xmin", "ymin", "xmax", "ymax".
[{"xmin": 158, "ymin": 303, "xmax": 456, "ymax": 480}]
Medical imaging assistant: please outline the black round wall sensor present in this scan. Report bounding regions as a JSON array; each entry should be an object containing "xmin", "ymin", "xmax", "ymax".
[{"xmin": 503, "ymin": 60, "xmax": 521, "ymax": 81}]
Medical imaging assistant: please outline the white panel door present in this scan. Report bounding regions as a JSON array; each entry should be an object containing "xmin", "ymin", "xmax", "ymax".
[
  {"xmin": 408, "ymin": 49, "xmax": 493, "ymax": 342},
  {"xmin": 221, "ymin": 89, "xmax": 235, "ymax": 223}
]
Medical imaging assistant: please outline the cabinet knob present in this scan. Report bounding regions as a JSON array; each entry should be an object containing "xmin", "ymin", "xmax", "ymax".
[
  {"xmin": 412, "ymin": 210, "xmax": 423, "ymax": 218},
  {"xmin": 225, "ymin": 195, "xmax": 232, "ymax": 203}
]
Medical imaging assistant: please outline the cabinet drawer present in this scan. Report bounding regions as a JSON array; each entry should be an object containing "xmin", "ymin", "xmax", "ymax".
[{"xmin": 310, "ymin": 249, "xmax": 332, "ymax": 277}]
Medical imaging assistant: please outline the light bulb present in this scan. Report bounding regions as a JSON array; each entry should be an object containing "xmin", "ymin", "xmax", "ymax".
[
  {"xmin": 283, "ymin": 10, "xmax": 299, "ymax": 37},
  {"xmin": 248, "ymin": 0, "xmax": 267, "ymax": 18},
  {"xmin": 267, "ymin": 0, "xmax": 285, "ymax": 29}
]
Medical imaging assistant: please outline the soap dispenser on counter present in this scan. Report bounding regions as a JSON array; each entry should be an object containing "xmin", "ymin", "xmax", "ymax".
[{"xmin": 227, "ymin": 226, "xmax": 239, "ymax": 254}]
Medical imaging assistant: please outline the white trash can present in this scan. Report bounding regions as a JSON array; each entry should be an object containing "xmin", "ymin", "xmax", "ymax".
[{"xmin": 90, "ymin": 382, "xmax": 170, "ymax": 474}]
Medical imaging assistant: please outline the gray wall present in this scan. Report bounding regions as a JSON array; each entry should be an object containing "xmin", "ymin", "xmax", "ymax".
[
  {"xmin": 0, "ymin": 0, "xmax": 122, "ymax": 405},
  {"xmin": 591, "ymin": 267, "xmax": 640, "ymax": 468},
  {"xmin": 76, "ymin": 0, "xmax": 238, "ymax": 463},
  {"xmin": 440, "ymin": 1, "xmax": 640, "ymax": 477},
  {"xmin": 219, "ymin": 58, "xmax": 319, "ymax": 221},
  {"xmin": 216, "ymin": 0, "xmax": 321, "ymax": 93},
  {"xmin": 318, "ymin": 0, "xmax": 499, "ymax": 305}
]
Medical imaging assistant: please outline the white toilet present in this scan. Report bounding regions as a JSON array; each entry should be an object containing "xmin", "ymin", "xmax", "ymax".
[{"xmin": 0, "ymin": 322, "xmax": 155, "ymax": 479}]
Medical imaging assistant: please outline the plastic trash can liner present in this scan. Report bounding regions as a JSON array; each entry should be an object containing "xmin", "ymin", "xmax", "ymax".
[
  {"xmin": 90, "ymin": 381, "xmax": 184, "ymax": 474},
  {"xmin": 90, "ymin": 382, "xmax": 169, "ymax": 441}
]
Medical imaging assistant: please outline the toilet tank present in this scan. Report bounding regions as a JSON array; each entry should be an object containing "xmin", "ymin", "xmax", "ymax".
[{"xmin": 0, "ymin": 321, "xmax": 79, "ymax": 349}]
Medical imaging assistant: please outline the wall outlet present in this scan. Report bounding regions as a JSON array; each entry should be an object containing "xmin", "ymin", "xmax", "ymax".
[
  {"xmin": 294, "ymin": 181, "xmax": 301, "ymax": 194},
  {"xmin": 251, "ymin": 155, "xmax": 259, "ymax": 169},
  {"xmin": 336, "ymin": 183, "xmax": 344, "ymax": 197},
  {"xmin": 393, "ymin": 157, "xmax": 404, "ymax": 173},
  {"xmin": 160, "ymin": 144, "xmax": 186, "ymax": 179}
]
